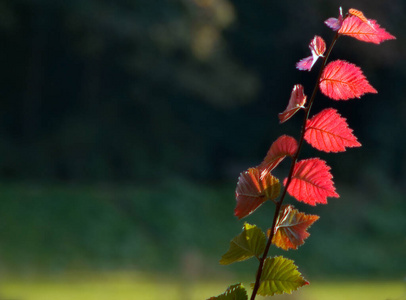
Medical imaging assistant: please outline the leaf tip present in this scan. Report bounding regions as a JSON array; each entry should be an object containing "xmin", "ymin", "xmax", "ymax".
[{"xmin": 304, "ymin": 280, "xmax": 310, "ymax": 286}]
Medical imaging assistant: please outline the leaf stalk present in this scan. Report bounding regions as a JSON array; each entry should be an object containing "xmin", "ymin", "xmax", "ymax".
[{"xmin": 249, "ymin": 32, "xmax": 340, "ymax": 300}]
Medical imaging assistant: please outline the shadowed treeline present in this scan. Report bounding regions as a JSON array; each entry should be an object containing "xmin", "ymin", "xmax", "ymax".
[{"xmin": 0, "ymin": 0, "xmax": 404, "ymax": 183}]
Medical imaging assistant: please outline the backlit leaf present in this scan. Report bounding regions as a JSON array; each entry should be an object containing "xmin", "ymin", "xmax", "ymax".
[
  {"xmin": 271, "ymin": 205, "xmax": 319, "ymax": 250},
  {"xmin": 339, "ymin": 13, "xmax": 396, "ymax": 44},
  {"xmin": 325, "ymin": 7, "xmax": 343, "ymax": 31},
  {"xmin": 235, "ymin": 168, "xmax": 281, "ymax": 219},
  {"xmin": 320, "ymin": 60, "xmax": 377, "ymax": 100},
  {"xmin": 285, "ymin": 158, "xmax": 339, "ymax": 205},
  {"xmin": 258, "ymin": 135, "xmax": 298, "ymax": 179},
  {"xmin": 252, "ymin": 256, "xmax": 309, "ymax": 296},
  {"xmin": 304, "ymin": 108, "xmax": 361, "ymax": 152},
  {"xmin": 220, "ymin": 223, "xmax": 266, "ymax": 265},
  {"xmin": 348, "ymin": 8, "xmax": 369, "ymax": 23},
  {"xmin": 278, "ymin": 85, "xmax": 307, "ymax": 123},
  {"xmin": 296, "ymin": 36, "xmax": 326, "ymax": 71},
  {"xmin": 295, "ymin": 56, "xmax": 314, "ymax": 72},
  {"xmin": 208, "ymin": 283, "xmax": 248, "ymax": 300},
  {"xmin": 311, "ymin": 35, "xmax": 327, "ymax": 57}
]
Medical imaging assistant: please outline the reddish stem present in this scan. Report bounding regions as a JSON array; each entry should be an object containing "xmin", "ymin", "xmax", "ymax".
[{"xmin": 250, "ymin": 32, "xmax": 340, "ymax": 300}]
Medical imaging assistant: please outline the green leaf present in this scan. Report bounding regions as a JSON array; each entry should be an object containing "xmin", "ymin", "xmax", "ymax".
[
  {"xmin": 207, "ymin": 283, "xmax": 248, "ymax": 300},
  {"xmin": 220, "ymin": 223, "xmax": 266, "ymax": 265},
  {"xmin": 252, "ymin": 256, "xmax": 309, "ymax": 296}
]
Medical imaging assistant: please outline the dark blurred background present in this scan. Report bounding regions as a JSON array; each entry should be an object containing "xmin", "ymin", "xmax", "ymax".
[{"xmin": 0, "ymin": 0, "xmax": 404, "ymax": 281}]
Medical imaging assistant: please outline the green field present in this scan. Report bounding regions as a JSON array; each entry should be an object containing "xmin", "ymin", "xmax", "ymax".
[
  {"xmin": 0, "ymin": 181, "xmax": 404, "ymax": 278},
  {"xmin": 0, "ymin": 182, "xmax": 404, "ymax": 300},
  {"xmin": 1, "ymin": 272, "xmax": 405, "ymax": 300}
]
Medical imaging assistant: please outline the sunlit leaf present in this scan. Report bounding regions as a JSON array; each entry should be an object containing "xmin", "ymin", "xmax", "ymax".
[
  {"xmin": 258, "ymin": 135, "xmax": 298, "ymax": 179},
  {"xmin": 338, "ymin": 14, "xmax": 396, "ymax": 44},
  {"xmin": 296, "ymin": 36, "xmax": 326, "ymax": 71},
  {"xmin": 304, "ymin": 108, "xmax": 361, "ymax": 152},
  {"xmin": 311, "ymin": 35, "xmax": 327, "ymax": 57},
  {"xmin": 271, "ymin": 205, "xmax": 319, "ymax": 250},
  {"xmin": 235, "ymin": 168, "xmax": 281, "ymax": 219},
  {"xmin": 295, "ymin": 56, "xmax": 314, "ymax": 72},
  {"xmin": 285, "ymin": 158, "xmax": 339, "ymax": 205},
  {"xmin": 278, "ymin": 85, "xmax": 307, "ymax": 123},
  {"xmin": 252, "ymin": 256, "xmax": 309, "ymax": 296},
  {"xmin": 320, "ymin": 60, "xmax": 377, "ymax": 100},
  {"xmin": 208, "ymin": 283, "xmax": 248, "ymax": 300},
  {"xmin": 348, "ymin": 8, "xmax": 369, "ymax": 23},
  {"xmin": 220, "ymin": 223, "xmax": 266, "ymax": 265},
  {"xmin": 325, "ymin": 6, "xmax": 343, "ymax": 31}
]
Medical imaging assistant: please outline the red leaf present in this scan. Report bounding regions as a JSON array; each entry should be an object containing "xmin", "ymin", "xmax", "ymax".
[
  {"xmin": 271, "ymin": 205, "xmax": 319, "ymax": 250},
  {"xmin": 319, "ymin": 60, "xmax": 377, "ymax": 100},
  {"xmin": 258, "ymin": 135, "xmax": 298, "ymax": 178},
  {"xmin": 304, "ymin": 108, "xmax": 361, "ymax": 152},
  {"xmin": 325, "ymin": 7, "xmax": 343, "ymax": 31},
  {"xmin": 338, "ymin": 14, "xmax": 396, "ymax": 44},
  {"xmin": 296, "ymin": 36, "xmax": 326, "ymax": 71},
  {"xmin": 278, "ymin": 85, "xmax": 307, "ymax": 123},
  {"xmin": 311, "ymin": 36, "xmax": 327, "ymax": 57},
  {"xmin": 235, "ymin": 168, "xmax": 281, "ymax": 219},
  {"xmin": 296, "ymin": 56, "xmax": 314, "ymax": 72},
  {"xmin": 348, "ymin": 8, "xmax": 369, "ymax": 23},
  {"xmin": 284, "ymin": 158, "xmax": 339, "ymax": 205}
]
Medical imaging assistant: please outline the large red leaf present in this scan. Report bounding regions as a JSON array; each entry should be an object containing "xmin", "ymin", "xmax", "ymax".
[
  {"xmin": 339, "ymin": 13, "xmax": 396, "ymax": 44},
  {"xmin": 284, "ymin": 158, "xmax": 339, "ymax": 205},
  {"xmin": 258, "ymin": 135, "xmax": 298, "ymax": 178},
  {"xmin": 271, "ymin": 205, "xmax": 319, "ymax": 250},
  {"xmin": 278, "ymin": 85, "xmax": 307, "ymax": 123},
  {"xmin": 304, "ymin": 108, "xmax": 361, "ymax": 152},
  {"xmin": 235, "ymin": 168, "xmax": 281, "ymax": 219},
  {"xmin": 319, "ymin": 60, "xmax": 377, "ymax": 100}
]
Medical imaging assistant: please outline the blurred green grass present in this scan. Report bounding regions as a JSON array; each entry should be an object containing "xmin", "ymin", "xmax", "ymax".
[
  {"xmin": 0, "ymin": 177, "xmax": 404, "ymax": 279},
  {"xmin": 0, "ymin": 272, "xmax": 405, "ymax": 300}
]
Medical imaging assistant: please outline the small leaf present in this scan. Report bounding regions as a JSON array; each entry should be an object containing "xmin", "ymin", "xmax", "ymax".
[
  {"xmin": 311, "ymin": 35, "xmax": 327, "ymax": 57},
  {"xmin": 272, "ymin": 205, "xmax": 319, "ymax": 250},
  {"xmin": 278, "ymin": 85, "xmax": 307, "ymax": 123},
  {"xmin": 285, "ymin": 158, "xmax": 339, "ymax": 205},
  {"xmin": 258, "ymin": 135, "xmax": 298, "ymax": 179},
  {"xmin": 220, "ymin": 223, "xmax": 266, "ymax": 265},
  {"xmin": 325, "ymin": 6, "xmax": 343, "ymax": 31},
  {"xmin": 208, "ymin": 283, "xmax": 248, "ymax": 300},
  {"xmin": 348, "ymin": 8, "xmax": 369, "ymax": 23},
  {"xmin": 320, "ymin": 60, "xmax": 377, "ymax": 100},
  {"xmin": 296, "ymin": 36, "xmax": 326, "ymax": 71},
  {"xmin": 295, "ymin": 56, "xmax": 314, "ymax": 72},
  {"xmin": 339, "ymin": 13, "xmax": 396, "ymax": 44},
  {"xmin": 235, "ymin": 168, "xmax": 281, "ymax": 219},
  {"xmin": 252, "ymin": 256, "xmax": 309, "ymax": 296},
  {"xmin": 304, "ymin": 108, "xmax": 361, "ymax": 152}
]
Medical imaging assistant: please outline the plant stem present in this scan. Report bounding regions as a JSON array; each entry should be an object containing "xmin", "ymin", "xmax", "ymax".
[{"xmin": 250, "ymin": 32, "xmax": 340, "ymax": 300}]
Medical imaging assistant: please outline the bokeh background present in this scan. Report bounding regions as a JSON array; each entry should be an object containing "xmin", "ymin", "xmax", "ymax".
[{"xmin": 0, "ymin": 0, "xmax": 405, "ymax": 299}]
